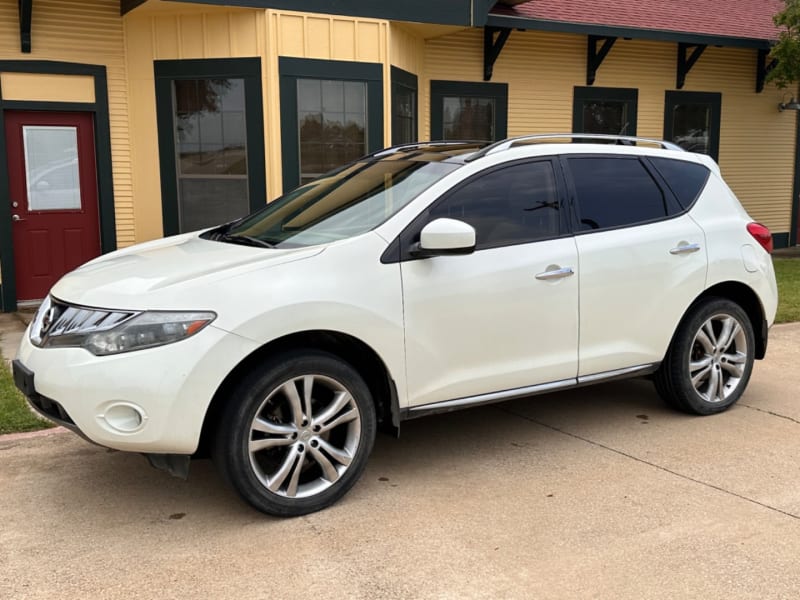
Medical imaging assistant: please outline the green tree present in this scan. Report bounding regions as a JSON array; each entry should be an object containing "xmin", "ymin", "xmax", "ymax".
[{"xmin": 768, "ymin": 0, "xmax": 800, "ymax": 88}]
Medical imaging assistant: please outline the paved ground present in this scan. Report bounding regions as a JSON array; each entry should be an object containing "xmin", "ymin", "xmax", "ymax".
[{"xmin": 2, "ymin": 323, "xmax": 800, "ymax": 599}]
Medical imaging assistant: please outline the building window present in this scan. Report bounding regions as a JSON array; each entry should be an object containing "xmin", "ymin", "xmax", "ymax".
[
  {"xmin": 279, "ymin": 58, "xmax": 383, "ymax": 192},
  {"xmin": 430, "ymin": 81, "xmax": 508, "ymax": 142},
  {"xmin": 664, "ymin": 91, "xmax": 721, "ymax": 161},
  {"xmin": 573, "ymin": 87, "xmax": 638, "ymax": 137},
  {"xmin": 155, "ymin": 58, "xmax": 266, "ymax": 236},
  {"xmin": 391, "ymin": 66, "xmax": 418, "ymax": 146}
]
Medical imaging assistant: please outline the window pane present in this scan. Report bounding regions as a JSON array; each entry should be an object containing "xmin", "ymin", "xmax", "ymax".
[
  {"xmin": 179, "ymin": 178, "xmax": 248, "ymax": 232},
  {"xmin": 392, "ymin": 83, "xmax": 416, "ymax": 145},
  {"xmin": 669, "ymin": 104, "xmax": 711, "ymax": 154},
  {"xmin": 442, "ymin": 97, "xmax": 495, "ymax": 141},
  {"xmin": 581, "ymin": 101, "xmax": 629, "ymax": 136},
  {"xmin": 174, "ymin": 78, "xmax": 247, "ymax": 176},
  {"xmin": 297, "ymin": 78, "xmax": 366, "ymax": 183},
  {"xmin": 429, "ymin": 161, "xmax": 560, "ymax": 248},
  {"xmin": 650, "ymin": 157, "xmax": 710, "ymax": 209},
  {"xmin": 23, "ymin": 126, "xmax": 81, "ymax": 211},
  {"xmin": 568, "ymin": 157, "xmax": 667, "ymax": 230}
]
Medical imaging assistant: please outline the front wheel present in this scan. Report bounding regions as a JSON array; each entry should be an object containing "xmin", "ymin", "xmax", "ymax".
[
  {"xmin": 214, "ymin": 350, "xmax": 376, "ymax": 516},
  {"xmin": 655, "ymin": 298, "xmax": 755, "ymax": 415}
]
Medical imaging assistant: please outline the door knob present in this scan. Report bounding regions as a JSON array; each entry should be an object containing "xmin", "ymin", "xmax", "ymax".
[
  {"xmin": 11, "ymin": 201, "xmax": 18, "ymax": 208},
  {"xmin": 11, "ymin": 214, "xmax": 25, "ymax": 222}
]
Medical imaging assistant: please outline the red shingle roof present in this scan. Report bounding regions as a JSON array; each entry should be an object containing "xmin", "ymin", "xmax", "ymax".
[{"xmin": 490, "ymin": 0, "xmax": 784, "ymax": 42}]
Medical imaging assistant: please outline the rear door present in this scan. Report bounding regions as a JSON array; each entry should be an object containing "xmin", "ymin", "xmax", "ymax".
[
  {"xmin": 564, "ymin": 154, "xmax": 707, "ymax": 376},
  {"xmin": 5, "ymin": 111, "xmax": 101, "ymax": 301}
]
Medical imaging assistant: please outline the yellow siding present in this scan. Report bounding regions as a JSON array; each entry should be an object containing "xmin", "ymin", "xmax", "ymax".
[
  {"xmin": 423, "ymin": 29, "xmax": 795, "ymax": 233},
  {"xmin": 0, "ymin": 73, "xmax": 95, "ymax": 103},
  {"xmin": 123, "ymin": 6, "xmax": 267, "ymax": 242},
  {"xmin": 389, "ymin": 24, "xmax": 425, "ymax": 77},
  {"xmin": 0, "ymin": 0, "xmax": 134, "ymax": 245}
]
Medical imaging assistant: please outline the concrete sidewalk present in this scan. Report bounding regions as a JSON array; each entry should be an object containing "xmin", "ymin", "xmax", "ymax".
[
  {"xmin": 2, "ymin": 323, "xmax": 800, "ymax": 598},
  {"xmin": 0, "ymin": 311, "xmax": 27, "ymax": 367}
]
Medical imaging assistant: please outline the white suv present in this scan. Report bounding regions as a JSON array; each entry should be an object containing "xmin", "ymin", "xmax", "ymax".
[{"xmin": 14, "ymin": 134, "xmax": 778, "ymax": 516}]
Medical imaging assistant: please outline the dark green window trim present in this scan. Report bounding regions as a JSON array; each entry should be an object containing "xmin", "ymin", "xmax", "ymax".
[
  {"xmin": 391, "ymin": 66, "xmax": 418, "ymax": 146},
  {"xmin": 279, "ymin": 57, "xmax": 384, "ymax": 193},
  {"xmin": 573, "ymin": 86, "xmax": 638, "ymax": 135},
  {"xmin": 663, "ymin": 91, "xmax": 721, "ymax": 162},
  {"xmin": 154, "ymin": 57, "xmax": 267, "ymax": 237},
  {"xmin": 430, "ymin": 80, "xmax": 508, "ymax": 141},
  {"xmin": 0, "ymin": 60, "xmax": 115, "ymax": 312}
]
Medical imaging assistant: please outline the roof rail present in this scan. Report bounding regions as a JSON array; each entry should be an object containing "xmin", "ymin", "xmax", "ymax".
[
  {"xmin": 369, "ymin": 140, "xmax": 489, "ymax": 159},
  {"xmin": 465, "ymin": 133, "xmax": 685, "ymax": 162}
]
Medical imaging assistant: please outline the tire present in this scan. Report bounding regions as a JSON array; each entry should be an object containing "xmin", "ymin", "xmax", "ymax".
[
  {"xmin": 655, "ymin": 297, "xmax": 755, "ymax": 415},
  {"xmin": 214, "ymin": 350, "xmax": 376, "ymax": 517}
]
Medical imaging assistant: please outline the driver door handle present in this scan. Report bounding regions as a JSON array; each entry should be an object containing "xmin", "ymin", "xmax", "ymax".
[{"xmin": 535, "ymin": 266, "xmax": 574, "ymax": 280}]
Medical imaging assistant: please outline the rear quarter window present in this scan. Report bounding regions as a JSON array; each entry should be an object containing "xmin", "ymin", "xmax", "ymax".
[{"xmin": 649, "ymin": 157, "xmax": 710, "ymax": 209}]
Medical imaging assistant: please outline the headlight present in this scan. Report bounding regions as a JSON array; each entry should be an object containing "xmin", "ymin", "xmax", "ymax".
[{"xmin": 33, "ymin": 300, "xmax": 216, "ymax": 355}]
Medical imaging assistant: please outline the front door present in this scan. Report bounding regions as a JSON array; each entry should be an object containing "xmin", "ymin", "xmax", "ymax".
[{"xmin": 5, "ymin": 111, "xmax": 101, "ymax": 302}]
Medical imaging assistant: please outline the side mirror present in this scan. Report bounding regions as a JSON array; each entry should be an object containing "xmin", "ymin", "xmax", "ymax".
[{"xmin": 411, "ymin": 218, "xmax": 476, "ymax": 257}]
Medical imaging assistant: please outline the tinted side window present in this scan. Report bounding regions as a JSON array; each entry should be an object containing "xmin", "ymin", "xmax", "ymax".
[
  {"xmin": 649, "ymin": 157, "xmax": 710, "ymax": 209},
  {"xmin": 429, "ymin": 161, "xmax": 560, "ymax": 248},
  {"xmin": 567, "ymin": 157, "xmax": 668, "ymax": 230}
]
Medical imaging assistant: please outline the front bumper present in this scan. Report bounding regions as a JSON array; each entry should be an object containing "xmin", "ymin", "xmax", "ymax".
[{"xmin": 14, "ymin": 324, "xmax": 259, "ymax": 454}]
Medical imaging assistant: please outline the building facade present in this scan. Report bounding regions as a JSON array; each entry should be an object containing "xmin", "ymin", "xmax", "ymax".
[{"xmin": 0, "ymin": 0, "xmax": 797, "ymax": 310}]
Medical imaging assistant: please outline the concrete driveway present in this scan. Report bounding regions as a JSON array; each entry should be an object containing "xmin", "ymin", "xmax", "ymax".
[{"xmin": 2, "ymin": 325, "xmax": 800, "ymax": 599}]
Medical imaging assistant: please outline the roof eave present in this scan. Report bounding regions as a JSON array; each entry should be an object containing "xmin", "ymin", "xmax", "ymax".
[{"xmin": 486, "ymin": 14, "xmax": 774, "ymax": 49}]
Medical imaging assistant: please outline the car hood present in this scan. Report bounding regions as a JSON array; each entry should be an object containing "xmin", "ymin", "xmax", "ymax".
[{"xmin": 51, "ymin": 231, "xmax": 324, "ymax": 310}]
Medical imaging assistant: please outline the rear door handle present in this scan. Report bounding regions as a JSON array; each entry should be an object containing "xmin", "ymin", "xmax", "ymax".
[
  {"xmin": 669, "ymin": 243, "xmax": 701, "ymax": 255},
  {"xmin": 535, "ymin": 266, "xmax": 574, "ymax": 280}
]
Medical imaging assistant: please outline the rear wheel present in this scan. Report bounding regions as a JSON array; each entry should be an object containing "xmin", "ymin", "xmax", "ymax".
[
  {"xmin": 214, "ymin": 350, "xmax": 376, "ymax": 516},
  {"xmin": 655, "ymin": 298, "xmax": 755, "ymax": 415}
]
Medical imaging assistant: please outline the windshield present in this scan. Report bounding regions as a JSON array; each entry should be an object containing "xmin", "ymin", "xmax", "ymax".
[{"xmin": 207, "ymin": 150, "xmax": 469, "ymax": 248}]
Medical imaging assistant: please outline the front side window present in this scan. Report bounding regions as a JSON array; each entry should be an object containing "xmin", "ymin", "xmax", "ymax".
[
  {"xmin": 428, "ymin": 161, "xmax": 561, "ymax": 248},
  {"xmin": 664, "ymin": 91, "xmax": 721, "ymax": 161},
  {"xmin": 573, "ymin": 87, "xmax": 638, "ymax": 137},
  {"xmin": 567, "ymin": 157, "xmax": 670, "ymax": 231}
]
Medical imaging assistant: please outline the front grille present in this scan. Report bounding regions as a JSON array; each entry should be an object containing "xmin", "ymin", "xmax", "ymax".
[{"xmin": 31, "ymin": 296, "xmax": 136, "ymax": 347}]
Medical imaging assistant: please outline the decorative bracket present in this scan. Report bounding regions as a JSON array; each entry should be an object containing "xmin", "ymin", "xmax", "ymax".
[
  {"xmin": 484, "ymin": 27, "xmax": 511, "ymax": 81},
  {"xmin": 18, "ymin": 0, "xmax": 32, "ymax": 53},
  {"xmin": 586, "ymin": 36, "xmax": 616, "ymax": 86},
  {"xmin": 676, "ymin": 43, "xmax": 707, "ymax": 89},
  {"xmin": 756, "ymin": 48, "xmax": 778, "ymax": 93}
]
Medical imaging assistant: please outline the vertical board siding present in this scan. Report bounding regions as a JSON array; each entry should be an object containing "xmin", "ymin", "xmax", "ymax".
[
  {"xmin": 423, "ymin": 28, "xmax": 795, "ymax": 233},
  {"xmin": 0, "ymin": 0, "xmax": 134, "ymax": 246},
  {"xmin": 124, "ymin": 6, "xmax": 266, "ymax": 242}
]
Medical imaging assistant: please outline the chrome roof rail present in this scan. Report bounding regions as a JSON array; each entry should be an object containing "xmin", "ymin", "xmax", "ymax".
[{"xmin": 465, "ymin": 133, "xmax": 686, "ymax": 162}]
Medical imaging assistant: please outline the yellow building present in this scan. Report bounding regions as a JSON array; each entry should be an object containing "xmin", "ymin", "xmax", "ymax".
[{"xmin": 0, "ymin": 0, "xmax": 797, "ymax": 310}]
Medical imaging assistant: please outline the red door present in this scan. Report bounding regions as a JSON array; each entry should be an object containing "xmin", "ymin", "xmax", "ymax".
[{"xmin": 5, "ymin": 111, "xmax": 101, "ymax": 301}]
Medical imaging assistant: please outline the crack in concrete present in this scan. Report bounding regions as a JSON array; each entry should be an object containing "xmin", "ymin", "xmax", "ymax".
[
  {"xmin": 499, "ymin": 406, "xmax": 800, "ymax": 522},
  {"xmin": 740, "ymin": 403, "xmax": 800, "ymax": 426}
]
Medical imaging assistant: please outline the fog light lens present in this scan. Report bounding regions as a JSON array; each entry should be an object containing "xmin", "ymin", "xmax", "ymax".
[{"xmin": 101, "ymin": 403, "xmax": 146, "ymax": 433}]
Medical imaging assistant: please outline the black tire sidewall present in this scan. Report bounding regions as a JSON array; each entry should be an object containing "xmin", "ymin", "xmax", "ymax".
[{"xmin": 215, "ymin": 350, "xmax": 377, "ymax": 517}]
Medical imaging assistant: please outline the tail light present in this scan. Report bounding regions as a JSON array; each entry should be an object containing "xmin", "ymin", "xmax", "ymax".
[{"xmin": 747, "ymin": 222, "xmax": 773, "ymax": 254}]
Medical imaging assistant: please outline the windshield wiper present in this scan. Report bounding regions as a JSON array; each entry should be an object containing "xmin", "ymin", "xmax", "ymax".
[{"xmin": 220, "ymin": 233, "xmax": 275, "ymax": 248}]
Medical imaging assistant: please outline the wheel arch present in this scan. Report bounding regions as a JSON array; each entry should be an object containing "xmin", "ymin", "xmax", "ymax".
[
  {"xmin": 196, "ymin": 330, "xmax": 400, "ymax": 458},
  {"xmin": 689, "ymin": 281, "xmax": 767, "ymax": 359}
]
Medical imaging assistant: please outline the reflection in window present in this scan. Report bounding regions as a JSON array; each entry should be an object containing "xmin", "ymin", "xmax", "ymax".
[
  {"xmin": 669, "ymin": 104, "xmax": 711, "ymax": 154},
  {"xmin": 23, "ymin": 126, "xmax": 81, "ymax": 211},
  {"xmin": 173, "ymin": 78, "xmax": 249, "ymax": 232},
  {"xmin": 297, "ymin": 79, "xmax": 367, "ymax": 184},
  {"xmin": 392, "ymin": 84, "xmax": 416, "ymax": 145},
  {"xmin": 581, "ymin": 101, "xmax": 629, "ymax": 136},
  {"xmin": 442, "ymin": 97, "xmax": 496, "ymax": 141}
]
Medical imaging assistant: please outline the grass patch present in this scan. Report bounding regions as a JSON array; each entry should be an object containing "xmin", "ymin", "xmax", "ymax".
[
  {"xmin": 0, "ymin": 358, "xmax": 53, "ymax": 434},
  {"xmin": 775, "ymin": 258, "xmax": 800, "ymax": 324}
]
